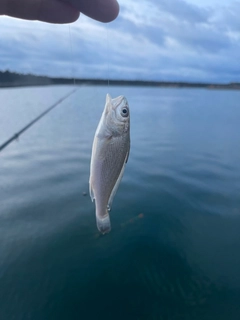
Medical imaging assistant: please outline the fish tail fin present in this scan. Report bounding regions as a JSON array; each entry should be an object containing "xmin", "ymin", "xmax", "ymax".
[{"xmin": 96, "ymin": 211, "xmax": 111, "ymax": 235}]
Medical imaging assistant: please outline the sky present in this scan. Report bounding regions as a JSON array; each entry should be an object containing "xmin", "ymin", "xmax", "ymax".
[{"xmin": 0, "ymin": 0, "xmax": 240, "ymax": 83}]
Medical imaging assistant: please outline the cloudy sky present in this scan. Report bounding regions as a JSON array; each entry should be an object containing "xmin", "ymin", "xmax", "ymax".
[{"xmin": 0, "ymin": 0, "xmax": 240, "ymax": 83}]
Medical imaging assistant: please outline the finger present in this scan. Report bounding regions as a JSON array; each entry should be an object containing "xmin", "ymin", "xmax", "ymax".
[
  {"xmin": 0, "ymin": 0, "xmax": 80, "ymax": 24},
  {"xmin": 63, "ymin": 0, "xmax": 119, "ymax": 23}
]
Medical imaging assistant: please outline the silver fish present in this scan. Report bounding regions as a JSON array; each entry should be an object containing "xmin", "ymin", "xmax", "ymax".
[{"xmin": 89, "ymin": 94, "xmax": 130, "ymax": 234}]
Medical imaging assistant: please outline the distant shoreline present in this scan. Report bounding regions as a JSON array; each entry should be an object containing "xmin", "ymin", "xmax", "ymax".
[{"xmin": 1, "ymin": 71, "xmax": 240, "ymax": 90}]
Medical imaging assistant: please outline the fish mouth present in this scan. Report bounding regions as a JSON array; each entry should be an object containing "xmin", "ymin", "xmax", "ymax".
[
  {"xmin": 105, "ymin": 94, "xmax": 128, "ymax": 115},
  {"xmin": 111, "ymin": 95, "xmax": 126, "ymax": 110}
]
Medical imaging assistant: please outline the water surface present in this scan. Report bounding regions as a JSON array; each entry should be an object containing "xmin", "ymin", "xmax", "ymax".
[{"xmin": 0, "ymin": 85, "xmax": 240, "ymax": 319}]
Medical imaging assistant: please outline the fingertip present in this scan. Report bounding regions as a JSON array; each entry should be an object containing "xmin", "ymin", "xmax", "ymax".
[
  {"xmin": 67, "ymin": 10, "xmax": 80, "ymax": 23},
  {"xmin": 95, "ymin": 0, "xmax": 120, "ymax": 23},
  {"xmin": 39, "ymin": 1, "xmax": 80, "ymax": 24},
  {"xmin": 64, "ymin": 0, "xmax": 120, "ymax": 23},
  {"xmin": 103, "ymin": 0, "xmax": 119, "ymax": 23},
  {"xmin": 61, "ymin": 9, "xmax": 80, "ymax": 23}
]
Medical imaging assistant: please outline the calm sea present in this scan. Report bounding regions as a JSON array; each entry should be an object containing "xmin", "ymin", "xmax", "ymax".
[{"xmin": 0, "ymin": 85, "xmax": 240, "ymax": 320}]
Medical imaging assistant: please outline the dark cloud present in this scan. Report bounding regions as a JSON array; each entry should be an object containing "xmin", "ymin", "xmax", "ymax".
[
  {"xmin": 155, "ymin": 0, "xmax": 210, "ymax": 23},
  {"xmin": 0, "ymin": 1, "xmax": 239, "ymax": 83},
  {"xmin": 217, "ymin": 2, "xmax": 240, "ymax": 31},
  {"xmin": 172, "ymin": 24, "xmax": 232, "ymax": 53}
]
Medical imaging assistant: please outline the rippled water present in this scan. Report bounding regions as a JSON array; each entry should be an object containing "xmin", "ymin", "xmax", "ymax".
[{"xmin": 0, "ymin": 85, "xmax": 240, "ymax": 319}]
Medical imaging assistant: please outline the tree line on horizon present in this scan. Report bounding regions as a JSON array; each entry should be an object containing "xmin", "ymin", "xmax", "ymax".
[{"xmin": 0, "ymin": 70, "xmax": 240, "ymax": 89}]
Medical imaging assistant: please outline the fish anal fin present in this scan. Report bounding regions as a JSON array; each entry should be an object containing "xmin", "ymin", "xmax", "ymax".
[
  {"xmin": 89, "ymin": 180, "xmax": 95, "ymax": 202},
  {"xmin": 125, "ymin": 148, "xmax": 130, "ymax": 164}
]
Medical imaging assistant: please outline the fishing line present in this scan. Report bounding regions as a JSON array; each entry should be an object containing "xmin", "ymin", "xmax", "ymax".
[
  {"xmin": 0, "ymin": 89, "xmax": 76, "ymax": 152},
  {"xmin": 106, "ymin": 25, "xmax": 110, "ymax": 90},
  {"xmin": 68, "ymin": 25, "xmax": 76, "ymax": 87},
  {"xmin": 67, "ymin": 24, "xmax": 99, "ymax": 110}
]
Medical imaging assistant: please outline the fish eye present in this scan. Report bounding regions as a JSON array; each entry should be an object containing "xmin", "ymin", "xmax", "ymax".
[{"xmin": 121, "ymin": 106, "xmax": 129, "ymax": 117}]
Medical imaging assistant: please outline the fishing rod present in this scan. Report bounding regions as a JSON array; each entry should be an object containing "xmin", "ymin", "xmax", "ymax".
[{"xmin": 0, "ymin": 88, "xmax": 77, "ymax": 152}]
